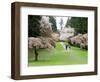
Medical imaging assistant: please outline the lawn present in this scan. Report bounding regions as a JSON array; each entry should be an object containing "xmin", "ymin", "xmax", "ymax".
[{"xmin": 28, "ymin": 42, "xmax": 88, "ymax": 66}]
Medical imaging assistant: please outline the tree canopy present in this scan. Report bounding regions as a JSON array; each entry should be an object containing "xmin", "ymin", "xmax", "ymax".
[
  {"xmin": 49, "ymin": 16, "xmax": 57, "ymax": 32},
  {"xmin": 66, "ymin": 17, "xmax": 88, "ymax": 34},
  {"xmin": 28, "ymin": 15, "xmax": 41, "ymax": 37}
]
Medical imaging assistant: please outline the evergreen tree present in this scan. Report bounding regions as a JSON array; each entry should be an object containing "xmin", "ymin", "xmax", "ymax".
[
  {"xmin": 66, "ymin": 17, "xmax": 87, "ymax": 34},
  {"xmin": 28, "ymin": 15, "xmax": 41, "ymax": 37},
  {"xmin": 59, "ymin": 18, "xmax": 63, "ymax": 30},
  {"xmin": 49, "ymin": 16, "xmax": 57, "ymax": 32}
]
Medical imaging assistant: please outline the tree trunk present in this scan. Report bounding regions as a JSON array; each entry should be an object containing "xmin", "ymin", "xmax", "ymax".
[{"xmin": 34, "ymin": 47, "xmax": 38, "ymax": 61}]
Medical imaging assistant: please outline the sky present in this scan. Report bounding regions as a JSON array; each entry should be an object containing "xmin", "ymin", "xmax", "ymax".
[{"xmin": 55, "ymin": 16, "xmax": 68, "ymax": 30}]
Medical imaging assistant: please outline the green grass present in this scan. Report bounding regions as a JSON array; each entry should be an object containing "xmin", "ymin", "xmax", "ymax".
[{"xmin": 28, "ymin": 42, "xmax": 88, "ymax": 66}]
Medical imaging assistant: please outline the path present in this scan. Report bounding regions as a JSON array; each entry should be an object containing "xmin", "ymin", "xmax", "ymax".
[
  {"xmin": 60, "ymin": 42, "xmax": 70, "ymax": 52},
  {"xmin": 60, "ymin": 42, "xmax": 66, "ymax": 50}
]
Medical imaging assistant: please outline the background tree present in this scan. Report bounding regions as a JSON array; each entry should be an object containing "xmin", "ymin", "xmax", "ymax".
[
  {"xmin": 66, "ymin": 17, "xmax": 88, "ymax": 34},
  {"xmin": 59, "ymin": 18, "xmax": 63, "ymax": 30},
  {"xmin": 49, "ymin": 16, "xmax": 57, "ymax": 32},
  {"xmin": 28, "ymin": 15, "xmax": 41, "ymax": 37},
  {"xmin": 66, "ymin": 17, "xmax": 71, "ymax": 27},
  {"xmin": 39, "ymin": 16, "xmax": 53, "ymax": 37}
]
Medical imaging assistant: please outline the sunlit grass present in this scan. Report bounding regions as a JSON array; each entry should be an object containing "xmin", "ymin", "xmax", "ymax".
[{"xmin": 28, "ymin": 42, "xmax": 88, "ymax": 66}]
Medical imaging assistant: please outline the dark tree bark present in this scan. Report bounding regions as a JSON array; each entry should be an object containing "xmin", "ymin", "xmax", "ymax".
[{"xmin": 34, "ymin": 47, "xmax": 38, "ymax": 61}]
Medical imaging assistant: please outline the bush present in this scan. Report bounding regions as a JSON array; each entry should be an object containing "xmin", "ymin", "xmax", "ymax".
[{"xmin": 68, "ymin": 33, "xmax": 87, "ymax": 49}]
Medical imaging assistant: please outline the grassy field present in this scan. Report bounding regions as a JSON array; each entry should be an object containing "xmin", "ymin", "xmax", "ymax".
[{"xmin": 28, "ymin": 42, "xmax": 88, "ymax": 66}]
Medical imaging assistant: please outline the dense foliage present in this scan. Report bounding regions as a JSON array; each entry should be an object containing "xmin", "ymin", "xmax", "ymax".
[
  {"xmin": 28, "ymin": 15, "xmax": 57, "ymax": 37},
  {"xmin": 66, "ymin": 17, "xmax": 88, "ymax": 34},
  {"xmin": 49, "ymin": 16, "xmax": 57, "ymax": 32},
  {"xmin": 28, "ymin": 15, "xmax": 41, "ymax": 37}
]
